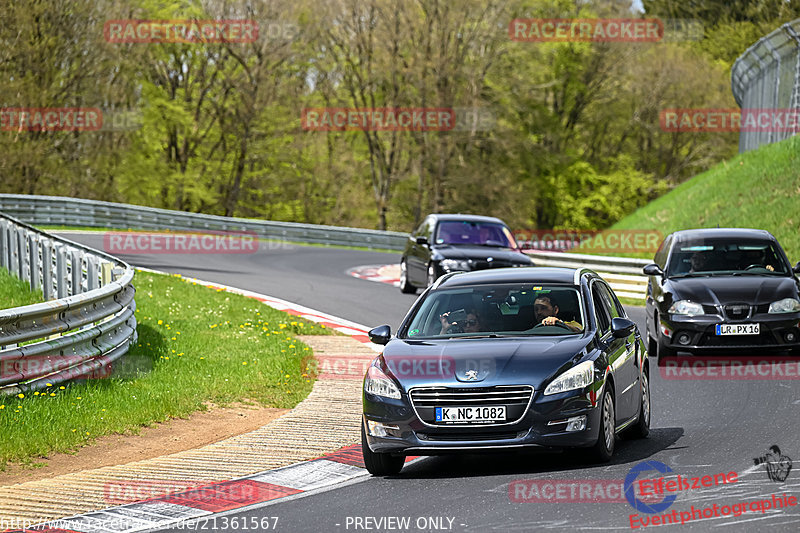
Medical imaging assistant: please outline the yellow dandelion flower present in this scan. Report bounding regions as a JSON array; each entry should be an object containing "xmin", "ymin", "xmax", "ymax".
[
  {"xmin": 158, "ymin": 320, "xmax": 163, "ymax": 325},
  {"xmin": 17, "ymin": 393, "xmax": 23, "ymax": 399},
  {"xmin": 242, "ymin": 362, "xmax": 247, "ymax": 365},
  {"xmin": 50, "ymin": 393, "xmax": 56, "ymax": 397},
  {"xmin": 59, "ymin": 386, "xmax": 65, "ymax": 390}
]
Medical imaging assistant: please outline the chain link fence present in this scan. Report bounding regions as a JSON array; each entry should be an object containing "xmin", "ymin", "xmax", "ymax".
[{"xmin": 732, "ymin": 18, "xmax": 800, "ymax": 152}]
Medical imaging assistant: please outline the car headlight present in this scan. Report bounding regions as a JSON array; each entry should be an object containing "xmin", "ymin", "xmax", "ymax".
[
  {"xmin": 544, "ymin": 361, "xmax": 594, "ymax": 396},
  {"xmin": 668, "ymin": 300, "xmax": 704, "ymax": 316},
  {"xmin": 768, "ymin": 298, "xmax": 800, "ymax": 313},
  {"xmin": 364, "ymin": 366, "xmax": 401, "ymax": 399},
  {"xmin": 440, "ymin": 259, "xmax": 471, "ymax": 271}
]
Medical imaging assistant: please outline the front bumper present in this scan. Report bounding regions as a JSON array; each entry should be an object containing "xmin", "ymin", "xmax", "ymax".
[
  {"xmin": 363, "ymin": 386, "xmax": 603, "ymax": 455},
  {"xmin": 660, "ymin": 312, "xmax": 800, "ymax": 352}
]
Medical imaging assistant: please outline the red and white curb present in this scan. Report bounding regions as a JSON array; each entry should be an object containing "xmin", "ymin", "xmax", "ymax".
[
  {"xmin": 3, "ymin": 270, "xmax": 418, "ymax": 533},
  {"xmin": 14, "ymin": 447, "xmax": 419, "ymax": 533},
  {"xmin": 347, "ymin": 264, "xmax": 401, "ymax": 288}
]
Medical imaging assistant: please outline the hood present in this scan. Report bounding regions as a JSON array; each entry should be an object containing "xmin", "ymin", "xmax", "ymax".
[
  {"xmin": 380, "ymin": 335, "xmax": 590, "ymax": 390},
  {"xmin": 432, "ymin": 245, "xmax": 531, "ymax": 264},
  {"xmin": 666, "ymin": 275, "xmax": 800, "ymax": 306}
]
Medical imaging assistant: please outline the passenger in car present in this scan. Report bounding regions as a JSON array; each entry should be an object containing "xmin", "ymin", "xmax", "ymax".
[
  {"xmin": 689, "ymin": 251, "xmax": 710, "ymax": 273},
  {"xmin": 533, "ymin": 295, "xmax": 582, "ymax": 332},
  {"xmin": 439, "ymin": 308, "xmax": 483, "ymax": 334}
]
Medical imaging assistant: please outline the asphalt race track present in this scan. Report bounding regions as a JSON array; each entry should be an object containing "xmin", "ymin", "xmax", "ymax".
[{"xmin": 61, "ymin": 233, "xmax": 800, "ymax": 532}]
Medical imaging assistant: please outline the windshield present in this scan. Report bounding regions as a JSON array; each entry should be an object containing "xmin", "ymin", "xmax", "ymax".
[
  {"xmin": 667, "ymin": 239, "xmax": 790, "ymax": 277},
  {"xmin": 434, "ymin": 221, "xmax": 517, "ymax": 248},
  {"xmin": 403, "ymin": 284, "xmax": 585, "ymax": 339}
]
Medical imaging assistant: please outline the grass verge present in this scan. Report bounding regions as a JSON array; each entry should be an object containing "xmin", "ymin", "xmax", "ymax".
[
  {"xmin": 0, "ymin": 270, "xmax": 334, "ymax": 469},
  {"xmin": 610, "ymin": 135, "xmax": 800, "ymax": 260},
  {"xmin": 0, "ymin": 268, "xmax": 44, "ymax": 309}
]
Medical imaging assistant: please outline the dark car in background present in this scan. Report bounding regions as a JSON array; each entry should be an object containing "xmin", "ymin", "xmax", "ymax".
[
  {"xmin": 362, "ymin": 267, "xmax": 650, "ymax": 475},
  {"xmin": 643, "ymin": 228, "xmax": 800, "ymax": 362},
  {"xmin": 399, "ymin": 214, "xmax": 533, "ymax": 294}
]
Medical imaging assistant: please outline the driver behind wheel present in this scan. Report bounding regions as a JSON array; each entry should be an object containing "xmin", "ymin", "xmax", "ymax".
[{"xmin": 534, "ymin": 295, "xmax": 582, "ymax": 332}]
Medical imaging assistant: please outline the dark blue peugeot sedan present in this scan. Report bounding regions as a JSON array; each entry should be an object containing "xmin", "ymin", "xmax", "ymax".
[{"xmin": 361, "ymin": 267, "xmax": 650, "ymax": 475}]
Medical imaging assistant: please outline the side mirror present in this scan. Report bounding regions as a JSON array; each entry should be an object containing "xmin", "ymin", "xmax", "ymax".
[
  {"xmin": 368, "ymin": 325, "xmax": 392, "ymax": 345},
  {"xmin": 642, "ymin": 263, "xmax": 663, "ymax": 277},
  {"xmin": 415, "ymin": 236, "xmax": 429, "ymax": 245},
  {"xmin": 611, "ymin": 317, "xmax": 636, "ymax": 338},
  {"xmin": 793, "ymin": 261, "xmax": 800, "ymax": 274}
]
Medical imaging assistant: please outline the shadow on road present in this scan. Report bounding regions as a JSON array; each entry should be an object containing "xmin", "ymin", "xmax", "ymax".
[{"xmin": 396, "ymin": 427, "xmax": 684, "ymax": 479}]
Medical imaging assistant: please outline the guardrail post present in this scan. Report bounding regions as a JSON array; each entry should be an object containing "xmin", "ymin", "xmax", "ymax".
[
  {"xmin": 41, "ymin": 240, "xmax": 53, "ymax": 300},
  {"xmin": 101, "ymin": 262, "xmax": 114, "ymax": 286},
  {"xmin": 28, "ymin": 234, "xmax": 41, "ymax": 292},
  {"xmin": 55, "ymin": 244, "xmax": 68, "ymax": 298},
  {"xmin": 10, "ymin": 227, "xmax": 20, "ymax": 278},
  {"xmin": 0, "ymin": 220, "xmax": 8, "ymax": 270},
  {"xmin": 70, "ymin": 249, "xmax": 82, "ymax": 296},
  {"xmin": 19, "ymin": 229, "xmax": 29, "ymax": 283},
  {"xmin": 87, "ymin": 256, "xmax": 99, "ymax": 291}
]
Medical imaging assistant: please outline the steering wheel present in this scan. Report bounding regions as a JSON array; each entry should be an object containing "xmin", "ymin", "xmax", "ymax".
[
  {"xmin": 532, "ymin": 321, "xmax": 574, "ymax": 331},
  {"xmin": 744, "ymin": 264, "xmax": 764, "ymax": 270}
]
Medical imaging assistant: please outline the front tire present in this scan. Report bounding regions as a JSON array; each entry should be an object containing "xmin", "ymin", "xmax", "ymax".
[
  {"xmin": 625, "ymin": 370, "xmax": 650, "ymax": 439},
  {"xmin": 361, "ymin": 423, "xmax": 404, "ymax": 476},
  {"xmin": 591, "ymin": 388, "xmax": 616, "ymax": 462},
  {"xmin": 399, "ymin": 261, "xmax": 416, "ymax": 294},
  {"xmin": 657, "ymin": 335, "xmax": 677, "ymax": 364}
]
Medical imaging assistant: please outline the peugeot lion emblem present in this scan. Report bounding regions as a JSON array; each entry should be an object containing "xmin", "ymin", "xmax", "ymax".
[{"xmin": 464, "ymin": 369, "xmax": 479, "ymax": 381}]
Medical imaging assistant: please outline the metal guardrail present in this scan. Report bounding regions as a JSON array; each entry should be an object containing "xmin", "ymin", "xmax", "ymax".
[
  {"xmin": 0, "ymin": 211, "xmax": 137, "ymax": 395},
  {"xmin": 526, "ymin": 251, "xmax": 649, "ymax": 299},
  {"xmin": 0, "ymin": 194, "xmax": 650, "ymax": 299},
  {"xmin": 0, "ymin": 194, "xmax": 408, "ymax": 251},
  {"xmin": 731, "ymin": 18, "xmax": 800, "ymax": 152}
]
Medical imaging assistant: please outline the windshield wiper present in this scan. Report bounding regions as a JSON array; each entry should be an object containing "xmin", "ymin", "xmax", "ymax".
[{"xmin": 731, "ymin": 271, "xmax": 785, "ymax": 276}]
